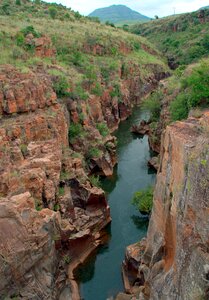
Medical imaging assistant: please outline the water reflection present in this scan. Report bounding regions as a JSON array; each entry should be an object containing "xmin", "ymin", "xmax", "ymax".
[
  {"xmin": 131, "ymin": 215, "xmax": 149, "ymax": 231},
  {"xmin": 78, "ymin": 108, "xmax": 156, "ymax": 300}
]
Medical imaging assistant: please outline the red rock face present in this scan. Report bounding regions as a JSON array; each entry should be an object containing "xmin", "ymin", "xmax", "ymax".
[
  {"xmin": 123, "ymin": 112, "xmax": 209, "ymax": 300},
  {"xmin": 25, "ymin": 34, "xmax": 56, "ymax": 58},
  {"xmin": 0, "ymin": 66, "xmax": 111, "ymax": 299}
]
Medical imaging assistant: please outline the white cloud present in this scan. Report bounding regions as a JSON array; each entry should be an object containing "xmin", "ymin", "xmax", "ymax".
[{"xmin": 44, "ymin": 0, "xmax": 209, "ymax": 17}]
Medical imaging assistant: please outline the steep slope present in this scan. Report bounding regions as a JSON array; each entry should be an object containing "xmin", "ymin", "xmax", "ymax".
[
  {"xmin": 0, "ymin": 1, "xmax": 168, "ymax": 299},
  {"xmin": 131, "ymin": 9, "xmax": 209, "ymax": 68},
  {"xmin": 89, "ymin": 5, "xmax": 150, "ymax": 25},
  {"xmin": 122, "ymin": 111, "xmax": 209, "ymax": 300}
]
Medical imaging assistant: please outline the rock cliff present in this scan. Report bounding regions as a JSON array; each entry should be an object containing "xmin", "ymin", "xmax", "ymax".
[
  {"xmin": 0, "ymin": 53, "xmax": 167, "ymax": 299},
  {"xmin": 122, "ymin": 112, "xmax": 209, "ymax": 300}
]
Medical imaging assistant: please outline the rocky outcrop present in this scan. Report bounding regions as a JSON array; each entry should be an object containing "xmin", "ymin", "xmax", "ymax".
[
  {"xmin": 0, "ymin": 66, "xmax": 111, "ymax": 299},
  {"xmin": 122, "ymin": 112, "xmax": 209, "ymax": 300},
  {"xmin": 0, "ymin": 42, "xmax": 168, "ymax": 298},
  {"xmin": 25, "ymin": 34, "xmax": 56, "ymax": 58}
]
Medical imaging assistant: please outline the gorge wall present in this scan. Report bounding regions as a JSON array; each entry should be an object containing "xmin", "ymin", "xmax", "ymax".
[
  {"xmin": 0, "ymin": 49, "xmax": 167, "ymax": 299},
  {"xmin": 122, "ymin": 112, "xmax": 209, "ymax": 300}
]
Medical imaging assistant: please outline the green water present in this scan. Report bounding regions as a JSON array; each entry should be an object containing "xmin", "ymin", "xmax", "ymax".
[{"xmin": 76, "ymin": 108, "xmax": 156, "ymax": 300}]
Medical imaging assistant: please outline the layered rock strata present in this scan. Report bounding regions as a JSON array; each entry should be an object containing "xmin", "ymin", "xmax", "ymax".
[{"xmin": 122, "ymin": 112, "xmax": 209, "ymax": 300}]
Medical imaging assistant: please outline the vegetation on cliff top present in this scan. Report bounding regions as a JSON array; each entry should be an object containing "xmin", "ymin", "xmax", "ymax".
[
  {"xmin": 131, "ymin": 9, "xmax": 209, "ymax": 67},
  {"xmin": 0, "ymin": 0, "xmax": 169, "ymax": 151}
]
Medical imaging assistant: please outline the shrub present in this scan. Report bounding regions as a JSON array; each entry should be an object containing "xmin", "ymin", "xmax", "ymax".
[
  {"xmin": 132, "ymin": 186, "xmax": 153, "ymax": 215},
  {"xmin": 68, "ymin": 123, "xmax": 84, "ymax": 141},
  {"xmin": 15, "ymin": 0, "xmax": 21, "ymax": 5},
  {"xmin": 49, "ymin": 7, "xmax": 57, "ymax": 19},
  {"xmin": 53, "ymin": 75, "xmax": 69, "ymax": 97},
  {"xmin": 15, "ymin": 32, "xmax": 24, "ymax": 46},
  {"xmin": 59, "ymin": 187, "xmax": 65, "ymax": 196},
  {"xmin": 170, "ymin": 61, "xmax": 209, "ymax": 121},
  {"xmin": 170, "ymin": 94, "xmax": 189, "ymax": 121},
  {"xmin": 91, "ymin": 82, "xmax": 103, "ymax": 96},
  {"xmin": 74, "ymin": 11, "xmax": 82, "ymax": 19},
  {"xmin": 87, "ymin": 147, "xmax": 101, "ymax": 159},
  {"xmin": 73, "ymin": 84, "xmax": 88, "ymax": 101},
  {"xmin": 110, "ymin": 83, "xmax": 122, "ymax": 99},
  {"xmin": 89, "ymin": 175, "xmax": 101, "ymax": 188},
  {"xmin": 21, "ymin": 26, "xmax": 40, "ymax": 38},
  {"xmin": 142, "ymin": 91, "xmax": 163, "ymax": 121},
  {"xmin": 63, "ymin": 254, "xmax": 71, "ymax": 264},
  {"xmin": 186, "ymin": 46, "xmax": 206, "ymax": 64},
  {"xmin": 96, "ymin": 122, "xmax": 109, "ymax": 137}
]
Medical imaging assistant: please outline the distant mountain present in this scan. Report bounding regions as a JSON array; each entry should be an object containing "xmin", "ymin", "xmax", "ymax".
[{"xmin": 89, "ymin": 5, "xmax": 150, "ymax": 25}]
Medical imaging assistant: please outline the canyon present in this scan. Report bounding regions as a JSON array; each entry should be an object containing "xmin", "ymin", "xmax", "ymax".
[
  {"xmin": 0, "ymin": 59, "xmax": 167, "ymax": 299},
  {"xmin": 0, "ymin": 2, "xmax": 208, "ymax": 300}
]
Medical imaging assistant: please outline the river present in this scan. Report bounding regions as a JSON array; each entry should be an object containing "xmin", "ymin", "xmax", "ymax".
[{"xmin": 75, "ymin": 108, "xmax": 156, "ymax": 300}]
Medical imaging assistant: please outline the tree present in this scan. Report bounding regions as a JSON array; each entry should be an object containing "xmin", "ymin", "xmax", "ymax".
[
  {"xmin": 155, "ymin": 15, "xmax": 159, "ymax": 19},
  {"xmin": 16, "ymin": 0, "xmax": 21, "ymax": 5},
  {"xmin": 49, "ymin": 7, "xmax": 57, "ymax": 19}
]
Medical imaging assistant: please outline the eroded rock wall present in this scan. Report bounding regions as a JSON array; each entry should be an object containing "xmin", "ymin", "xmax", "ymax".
[{"xmin": 122, "ymin": 112, "xmax": 209, "ymax": 300}]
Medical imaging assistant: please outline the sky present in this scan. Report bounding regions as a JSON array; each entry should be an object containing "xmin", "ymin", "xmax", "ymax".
[{"xmin": 45, "ymin": 0, "xmax": 209, "ymax": 18}]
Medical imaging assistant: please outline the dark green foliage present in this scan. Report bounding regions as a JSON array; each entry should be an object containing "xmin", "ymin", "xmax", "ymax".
[
  {"xmin": 105, "ymin": 21, "xmax": 115, "ymax": 28},
  {"xmin": 86, "ymin": 147, "xmax": 101, "ymax": 159},
  {"xmin": 131, "ymin": 10, "xmax": 209, "ymax": 66},
  {"xmin": 49, "ymin": 7, "xmax": 57, "ymax": 19},
  {"xmin": 74, "ymin": 11, "xmax": 82, "ymax": 19},
  {"xmin": 15, "ymin": 0, "xmax": 21, "ymax": 6},
  {"xmin": 142, "ymin": 91, "xmax": 163, "ymax": 121},
  {"xmin": 96, "ymin": 123, "xmax": 109, "ymax": 137},
  {"xmin": 132, "ymin": 186, "xmax": 153, "ymax": 215},
  {"xmin": 68, "ymin": 123, "xmax": 84, "ymax": 141},
  {"xmin": 91, "ymin": 82, "xmax": 103, "ymax": 96},
  {"xmin": 89, "ymin": 175, "xmax": 101, "ymax": 188},
  {"xmin": 110, "ymin": 84, "xmax": 122, "ymax": 100},
  {"xmin": 15, "ymin": 32, "xmax": 24, "ymax": 46},
  {"xmin": 170, "ymin": 61, "xmax": 209, "ymax": 121},
  {"xmin": 53, "ymin": 75, "xmax": 69, "ymax": 97},
  {"xmin": 21, "ymin": 26, "xmax": 40, "ymax": 38},
  {"xmin": 2, "ymin": 2, "xmax": 10, "ymax": 15},
  {"xmin": 170, "ymin": 94, "xmax": 189, "ymax": 121}
]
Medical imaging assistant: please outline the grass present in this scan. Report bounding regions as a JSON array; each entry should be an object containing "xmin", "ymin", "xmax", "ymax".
[
  {"xmin": 169, "ymin": 59, "xmax": 209, "ymax": 121},
  {"xmin": 131, "ymin": 9, "xmax": 209, "ymax": 66}
]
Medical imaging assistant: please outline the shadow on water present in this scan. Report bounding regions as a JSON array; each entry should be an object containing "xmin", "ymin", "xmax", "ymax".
[
  {"xmin": 131, "ymin": 215, "xmax": 149, "ymax": 231},
  {"xmin": 77, "ymin": 108, "xmax": 156, "ymax": 300}
]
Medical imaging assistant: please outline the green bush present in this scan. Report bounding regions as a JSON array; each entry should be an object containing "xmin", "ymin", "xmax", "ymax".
[
  {"xmin": 142, "ymin": 91, "xmax": 162, "ymax": 121},
  {"xmin": 15, "ymin": 32, "xmax": 24, "ymax": 46},
  {"xmin": 96, "ymin": 122, "xmax": 109, "ymax": 137},
  {"xmin": 89, "ymin": 175, "xmax": 101, "ymax": 188},
  {"xmin": 21, "ymin": 26, "xmax": 40, "ymax": 38},
  {"xmin": 132, "ymin": 186, "xmax": 153, "ymax": 215},
  {"xmin": 91, "ymin": 82, "xmax": 103, "ymax": 96},
  {"xmin": 49, "ymin": 7, "xmax": 57, "ymax": 19},
  {"xmin": 110, "ymin": 83, "xmax": 122, "ymax": 99},
  {"xmin": 170, "ymin": 94, "xmax": 189, "ymax": 121},
  {"xmin": 53, "ymin": 75, "xmax": 69, "ymax": 97},
  {"xmin": 68, "ymin": 123, "xmax": 84, "ymax": 141},
  {"xmin": 87, "ymin": 147, "xmax": 102, "ymax": 159},
  {"xmin": 170, "ymin": 61, "xmax": 209, "ymax": 121}
]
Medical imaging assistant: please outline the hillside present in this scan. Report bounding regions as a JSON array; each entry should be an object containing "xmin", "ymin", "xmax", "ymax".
[
  {"xmin": 89, "ymin": 4, "xmax": 150, "ymax": 25},
  {"xmin": 131, "ymin": 9, "xmax": 209, "ymax": 68}
]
